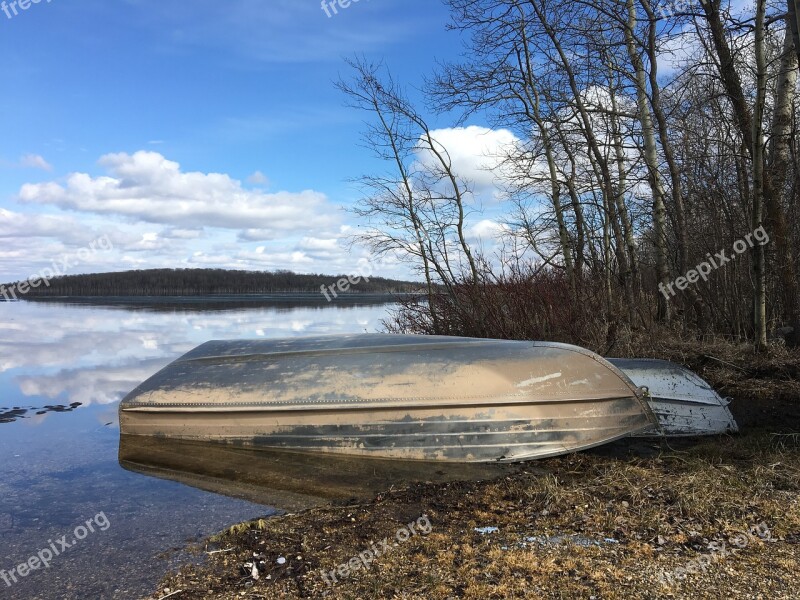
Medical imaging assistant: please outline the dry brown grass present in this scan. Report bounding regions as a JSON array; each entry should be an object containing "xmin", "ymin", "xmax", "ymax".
[
  {"xmin": 144, "ymin": 334, "xmax": 800, "ymax": 599},
  {"xmin": 146, "ymin": 433, "xmax": 800, "ymax": 600}
]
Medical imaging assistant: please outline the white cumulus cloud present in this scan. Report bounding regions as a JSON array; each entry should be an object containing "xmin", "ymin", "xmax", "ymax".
[
  {"xmin": 415, "ymin": 126, "xmax": 520, "ymax": 199},
  {"xmin": 18, "ymin": 151, "xmax": 340, "ymax": 235}
]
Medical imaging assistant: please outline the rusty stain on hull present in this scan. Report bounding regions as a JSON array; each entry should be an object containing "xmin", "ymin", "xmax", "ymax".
[{"xmin": 120, "ymin": 334, "xmax": 658, "ymax": 462}]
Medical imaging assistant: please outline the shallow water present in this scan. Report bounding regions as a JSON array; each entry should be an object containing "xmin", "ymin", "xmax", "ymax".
[{"xmin": 0, "ymin": 300, "xmax": 395, "ymax": 599}]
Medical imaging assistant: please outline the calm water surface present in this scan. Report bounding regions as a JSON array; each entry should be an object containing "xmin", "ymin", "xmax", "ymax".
[{"xmin": 0, "ymin": 300, "xmax": 395, "ymax": 599}]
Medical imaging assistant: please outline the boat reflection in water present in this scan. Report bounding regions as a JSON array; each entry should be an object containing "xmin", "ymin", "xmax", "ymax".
[{"xmin": 118, "ymin": 434, "xmax": 516, "ymax": 512}]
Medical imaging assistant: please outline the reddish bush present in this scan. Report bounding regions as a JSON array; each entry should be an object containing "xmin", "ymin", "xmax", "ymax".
[{"xmin": 384, "ymin": 269, "xmax": 636, "ymax": 352}]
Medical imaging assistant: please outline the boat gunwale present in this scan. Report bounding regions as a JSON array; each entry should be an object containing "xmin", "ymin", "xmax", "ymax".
[
  {"xmin": 174, "ymin": 339, "xmax": 513, "ymax": 365},
  {"xmin": 174, "ymin": 339, "xmax": 638, "ymax": 367},
  {"xmin": 647, "ymin": 394, "xmax": 731, "ymax": 407},
  {"xmin": 117, "ymin": 425, "xmax": 655, "ymax": 463},
  {"xmin": 120, "ymin": 393, "xmax": 644, "ymax": 413}
]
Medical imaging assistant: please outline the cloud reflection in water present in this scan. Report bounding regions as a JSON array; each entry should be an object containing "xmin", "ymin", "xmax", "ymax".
[{"xmin": 0, "ymin": 300, "xmax": 394, "ymax": 417}]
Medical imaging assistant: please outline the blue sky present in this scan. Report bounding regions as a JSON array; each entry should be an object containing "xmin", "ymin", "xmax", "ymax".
[{"xmin": 0, "ymin": 0, "xmax": 513, "ymax": 282}]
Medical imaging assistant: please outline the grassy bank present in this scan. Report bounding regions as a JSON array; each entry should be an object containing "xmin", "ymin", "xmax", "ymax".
[{"xmin": 145, "ymin": 337, "xmax": 800, "ymax": 599}]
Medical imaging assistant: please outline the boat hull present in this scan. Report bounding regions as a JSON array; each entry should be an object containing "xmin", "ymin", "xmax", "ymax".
[
  {"xmin": 608, "ymin": 358, "xmax": 738, "ymax": 436},
  {"xmin": 120, "ymin": 335, "xmax": 657, "ymax": 462}
]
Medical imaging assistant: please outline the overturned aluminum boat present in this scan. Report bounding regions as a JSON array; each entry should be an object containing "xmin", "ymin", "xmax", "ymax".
[
  {"xmin": 120, "ymin": 334, "xmax": 657, "ymax": 462},
  {"xmin": 607, "ymin": 358, "xmax": 738, "ymax": 437}
]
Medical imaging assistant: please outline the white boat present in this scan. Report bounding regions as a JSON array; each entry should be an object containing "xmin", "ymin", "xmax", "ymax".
[{"xmin": 607, "ymin": 358, "xmax": 738, "ymax": 436}]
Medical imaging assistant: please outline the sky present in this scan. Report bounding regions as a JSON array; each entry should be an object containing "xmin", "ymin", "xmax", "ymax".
[{"xmin": 0, "ymin": 0, "xmax": 514, "ymax": 282}]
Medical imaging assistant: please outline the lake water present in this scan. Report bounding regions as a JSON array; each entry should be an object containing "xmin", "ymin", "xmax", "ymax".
[{"xmin": 0, "ymin": 299, "xmax": 397, "ymax": 599}]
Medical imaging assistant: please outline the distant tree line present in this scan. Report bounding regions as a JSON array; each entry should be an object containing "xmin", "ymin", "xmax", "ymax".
[{"xmin": 6, "ymin": 268, "xmax": 420, "ymax": 297}]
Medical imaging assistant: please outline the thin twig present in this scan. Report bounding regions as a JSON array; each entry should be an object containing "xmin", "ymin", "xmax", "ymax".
[{"xmin": 702, "ymin": 354, "xmax": 751, "ymax": 373}]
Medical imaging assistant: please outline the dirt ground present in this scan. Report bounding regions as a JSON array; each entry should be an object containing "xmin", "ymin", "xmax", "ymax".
[{"xmin": 143, "ymin": 338, "xmax": 800, "ymax": 600}]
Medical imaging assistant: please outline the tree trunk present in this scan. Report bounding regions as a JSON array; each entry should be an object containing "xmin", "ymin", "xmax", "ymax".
[
  {"xmin": 752, "ymin": 0, "xmax": 768, "ymax": 349},
  {"xmin": 624, "ymin": 0, "xmax": 671, "ymax": 322},
  {"xmin": 766, "ymin": 25, "xmax": 800, "ymax": 346}
]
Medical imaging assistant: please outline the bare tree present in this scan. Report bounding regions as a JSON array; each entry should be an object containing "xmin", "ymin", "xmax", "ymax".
[{"xmin": 337, "ymin": 58, "xmax": 484, "ymax": 332}]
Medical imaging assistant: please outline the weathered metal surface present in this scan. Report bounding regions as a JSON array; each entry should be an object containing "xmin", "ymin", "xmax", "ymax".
[
  {"xmin": 120, "ymin": 334, "xmax": 657, "ymax": 462},
  {"xmin": 608, "ymin": 358, "xmax": 738, "ymax": 437}
]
